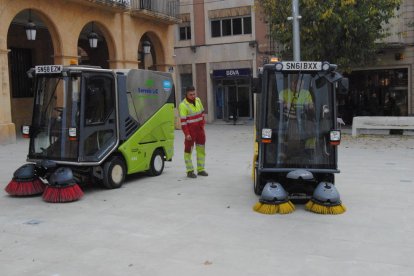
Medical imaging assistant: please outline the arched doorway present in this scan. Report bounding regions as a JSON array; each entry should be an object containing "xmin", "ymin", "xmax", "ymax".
[
  {"xmin": 138, "ymin": 32, "xmax": 166, "ymax": 71},
  {"xmin": 138, "ymin": 34, "xmax": 155, "ymax": 70},
  {"xmin": 7, "ymin": 9, "xmax": 56, "ymax": 137},
  {"xmin": 78, "ymin": 22, "xmax": 109, "ymax": 68}
]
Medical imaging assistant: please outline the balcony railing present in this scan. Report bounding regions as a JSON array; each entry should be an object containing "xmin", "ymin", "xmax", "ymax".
[
  {"xmin": 67, "ymin": 0, "xmax": 180, "ymax": 23},
  {"xmin": 130, "ymin": 0, "xmax": 180, "ymax": 24},
  {"xmin": 69, "ymin": 0, "xmax": 130, "ymax": 12}
]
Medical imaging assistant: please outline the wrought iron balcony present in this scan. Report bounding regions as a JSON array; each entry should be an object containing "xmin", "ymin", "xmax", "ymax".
[
  {"xmin": 66, "ymin": 0, "xmax": 180, "ymax": 23},
  {"xmin": 69, "ymin": 0, "xmax": 130, "ymax": 12},
  {"xmin": 130, "ymin": 0, "xmax": 180, "ymax": 24}
]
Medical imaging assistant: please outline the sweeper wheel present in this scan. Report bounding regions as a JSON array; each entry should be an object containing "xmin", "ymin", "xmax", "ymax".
[
  {"xmin": 147, "ymin": 148, "xmax": 164, "ymax": 176},
  {"xmin": 102, "ymin": 156, "xmax": 126, "ymax": 189},
  {"xmin": 253, "ymin": 167, "xmax": 264, "ymax": 195}
]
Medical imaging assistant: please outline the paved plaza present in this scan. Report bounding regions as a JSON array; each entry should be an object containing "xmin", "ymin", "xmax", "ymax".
[{"xmin": 1, "ymin": 123, "xmax": 414, "ymax": 276}]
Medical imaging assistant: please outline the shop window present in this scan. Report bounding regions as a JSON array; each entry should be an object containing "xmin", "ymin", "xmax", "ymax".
[{"xmin": 342, "ymin": 68, "xmax": 409, "ymax": 124}]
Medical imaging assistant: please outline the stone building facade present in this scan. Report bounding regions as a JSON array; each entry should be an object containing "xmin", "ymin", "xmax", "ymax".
[
  {"xmin": 174, "ymin": 0, "xmax": 272, "ymax": 123},
  {"xmin": 342, "ymin": 0, "xmax": 414, "ymax": 124},
  {"xmin": 0, "ymin": 0, "xmax": 179, "ymax": 144},
  {"xmin": 174, "ymin": 0, "xmax": 414, "ymax": 125}
]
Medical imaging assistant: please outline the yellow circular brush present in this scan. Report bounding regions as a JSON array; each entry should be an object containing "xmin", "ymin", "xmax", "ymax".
[
  {"xmin": 253, "ymin": 182, "xmax": 295, "ymax": 215},
  {"xmin": 306, "ymin": 182, "xmax": 346, "ymax": 215}
]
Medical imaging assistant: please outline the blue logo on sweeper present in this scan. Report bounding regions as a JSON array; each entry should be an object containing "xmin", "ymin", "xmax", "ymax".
[{"xmin": 163, "ymin": 80, "xmax": 172, "ymax": 92}]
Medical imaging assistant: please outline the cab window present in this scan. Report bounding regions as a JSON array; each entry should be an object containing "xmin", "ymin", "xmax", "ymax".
[{"xmin": 84, "ymin": 76, "xmax": 114, "ymax": 125}]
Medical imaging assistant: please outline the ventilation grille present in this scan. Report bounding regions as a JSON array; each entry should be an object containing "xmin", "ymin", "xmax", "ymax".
[{"xmin": 124, "ymin": 116, "xmax": 139, "ymax": 139}]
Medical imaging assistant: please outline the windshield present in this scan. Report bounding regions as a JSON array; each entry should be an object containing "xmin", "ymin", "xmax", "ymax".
[
  {"xmin": 262, "ymin": 72, "xmax": 337, "ymax": 169},
  {"xmin": 29, "ymin": 75, "xmax": 80, "ymax": 161}
]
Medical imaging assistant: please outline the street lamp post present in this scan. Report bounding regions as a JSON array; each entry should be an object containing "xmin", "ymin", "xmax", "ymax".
[{"xmin": 287, "ymin": 0, "xmax": 301, "ymax": 61}]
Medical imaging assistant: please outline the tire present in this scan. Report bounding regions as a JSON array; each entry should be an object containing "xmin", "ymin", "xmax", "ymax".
[
  {"xmin": 253, "ymin": 167, "xmax": 264, "ymax": 195},
  {"xmin": 147, "ymin": 149, "xmax": 164, "ymax": 176},
  {"xmin": 102, "ymin": 156, "xmax": 126, "ymax": 189}
]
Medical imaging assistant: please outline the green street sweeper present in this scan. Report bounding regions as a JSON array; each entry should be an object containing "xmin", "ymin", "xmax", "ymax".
[
  {"xmin": 5, "ymin": 62, "xmax": 175, "ymax": 202},
  {"xmin": 252, "ymin": 61, "xmax": 348, "ymax": 215}
]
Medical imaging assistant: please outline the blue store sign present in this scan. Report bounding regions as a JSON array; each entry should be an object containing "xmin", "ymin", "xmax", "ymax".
[{"xmin": 213, "ymin": 68, "xmax": 251, "ymax": 78}]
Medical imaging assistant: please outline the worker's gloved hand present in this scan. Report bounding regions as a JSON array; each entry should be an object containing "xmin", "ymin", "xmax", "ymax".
[{"xmin": 186, "ymin": 135, "xmax": 192, "ymax": 141}]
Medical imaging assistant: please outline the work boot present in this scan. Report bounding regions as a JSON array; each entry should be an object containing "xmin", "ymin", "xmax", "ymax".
[
  {"xmin": 198, "ymin": 171, "xmax": 208, "ymax": 176},
  {"xmin": 187, "ymin": 171, "xmax": 197, "ymax": 178}
]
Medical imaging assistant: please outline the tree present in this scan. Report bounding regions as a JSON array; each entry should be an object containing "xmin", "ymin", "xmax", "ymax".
[{"xmin": 257, "ymin": 0, "xmax": 402, "ymax": 71}]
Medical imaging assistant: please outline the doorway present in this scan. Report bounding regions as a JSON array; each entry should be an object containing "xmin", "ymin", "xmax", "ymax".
[{"xmin": 215, "ymin": 78, "xmax": 251, "ymax": 121}]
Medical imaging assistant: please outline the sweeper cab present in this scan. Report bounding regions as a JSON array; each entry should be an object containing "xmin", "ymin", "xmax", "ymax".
[
  {"xmin": 5, "ymin": 62, "xmax": 175, "ymax": 202},
  {"xmin": 252, "ymin": 61, "xmax": 348, "ymax": 214}
]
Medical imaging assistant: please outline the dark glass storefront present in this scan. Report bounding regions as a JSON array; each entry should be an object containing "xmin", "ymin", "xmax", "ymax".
[
  {"xmin": 213, "ymin": 68, "xmax": 252, "ymax": 121},
  {"xmin": 338, "ymin": 68, "xmax": 409, "ymax": 125}
]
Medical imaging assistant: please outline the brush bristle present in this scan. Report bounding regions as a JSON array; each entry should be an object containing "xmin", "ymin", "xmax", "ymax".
[
  {"xmin": 278, "ymin": 201, "xmax": 296, "ymax": 214},
  {"xmin": 253, "ymin": 202, "xmax": 278, "ymax": 214},
  {"xmin": 305, "ymin": 200, "xmax": 346, "ymax": 215},
  {"xmin": 253, "ymin": 201, "xmax": 295, "ymax": 215},
  {"xmin": 5, "ymin": 178, "xmax": 45, "ymax": 196},
  {"xmin": 42, "ymin": 184, "xmax": 84, "ymax": 203}
]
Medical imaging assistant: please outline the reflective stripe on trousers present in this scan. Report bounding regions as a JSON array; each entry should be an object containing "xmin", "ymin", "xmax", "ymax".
[{"xmin": 184, "ymin": 144, "xmax": 205, "ymax": 172}]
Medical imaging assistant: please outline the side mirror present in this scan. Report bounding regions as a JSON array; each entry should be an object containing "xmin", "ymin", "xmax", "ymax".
[
  {"xmin": 338, "ymin": 78, "xmax": 349, "ymax": 94},
  {"xmin": 252, "ymin": 77, "xmax": 262, "ymax": 94},
  {"xmin": 322, "ymin": 105, "xmax": 330, "ymax": 119},
  {"xmin": 27, "ymin": 68, "xmax": 35, "ymax": 78}
]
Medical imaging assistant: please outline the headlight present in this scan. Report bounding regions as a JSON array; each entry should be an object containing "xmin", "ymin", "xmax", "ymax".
[
  {"xmin": 329, "ymin": 130, "xmax": 341, "ymax": 145},
  {"xmin": 68, "ymin": 127, "xmax": 77, "ymax": 141},
  {"xmin": 322, "ymin": 62, "xmax": 330, "ymax": 71},
  {"xmin": 262, "ymin": 128, "xmax": 272, "ymax": 139},
  {"xmin": 275, "ymin": 62, "xmax": 283, "ymax": 71}
]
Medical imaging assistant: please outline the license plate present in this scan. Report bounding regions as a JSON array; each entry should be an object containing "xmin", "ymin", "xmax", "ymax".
[
  {"xmin": 282, "ymin": 61, "xmax": 322, "ymax": 71},
  {"xmin": 35, "ymin": 65, "xmax": 63, "ymax": 74}
]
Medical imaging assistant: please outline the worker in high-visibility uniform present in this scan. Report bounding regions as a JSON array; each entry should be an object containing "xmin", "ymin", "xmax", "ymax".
[
  {"xmin": 179, "ymin": 86, "xmax": 208, "ymax": 178},
  {"xmin": 279, "ymin": 75, "xmax": 315, "ymax": 164}
]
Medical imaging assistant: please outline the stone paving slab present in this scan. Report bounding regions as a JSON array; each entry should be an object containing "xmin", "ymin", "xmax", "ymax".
[{"xmin": 0, "ymin": 124, "xmax": 414, "ymax": 276}]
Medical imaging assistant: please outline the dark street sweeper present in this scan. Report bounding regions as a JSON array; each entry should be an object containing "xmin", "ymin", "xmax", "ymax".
[
  {"xmin": 5, "ymin": 62, "xmax": 175, "ymax": 203},
  {"xmin": 252, "ymin": 61, "xmax": 348, "ymax": 215}
]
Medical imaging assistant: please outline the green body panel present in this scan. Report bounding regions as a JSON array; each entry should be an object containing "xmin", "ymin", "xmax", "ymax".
[{"xmin": 118, "ymin": 103, "xmax": 175, "ymax": 175}]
